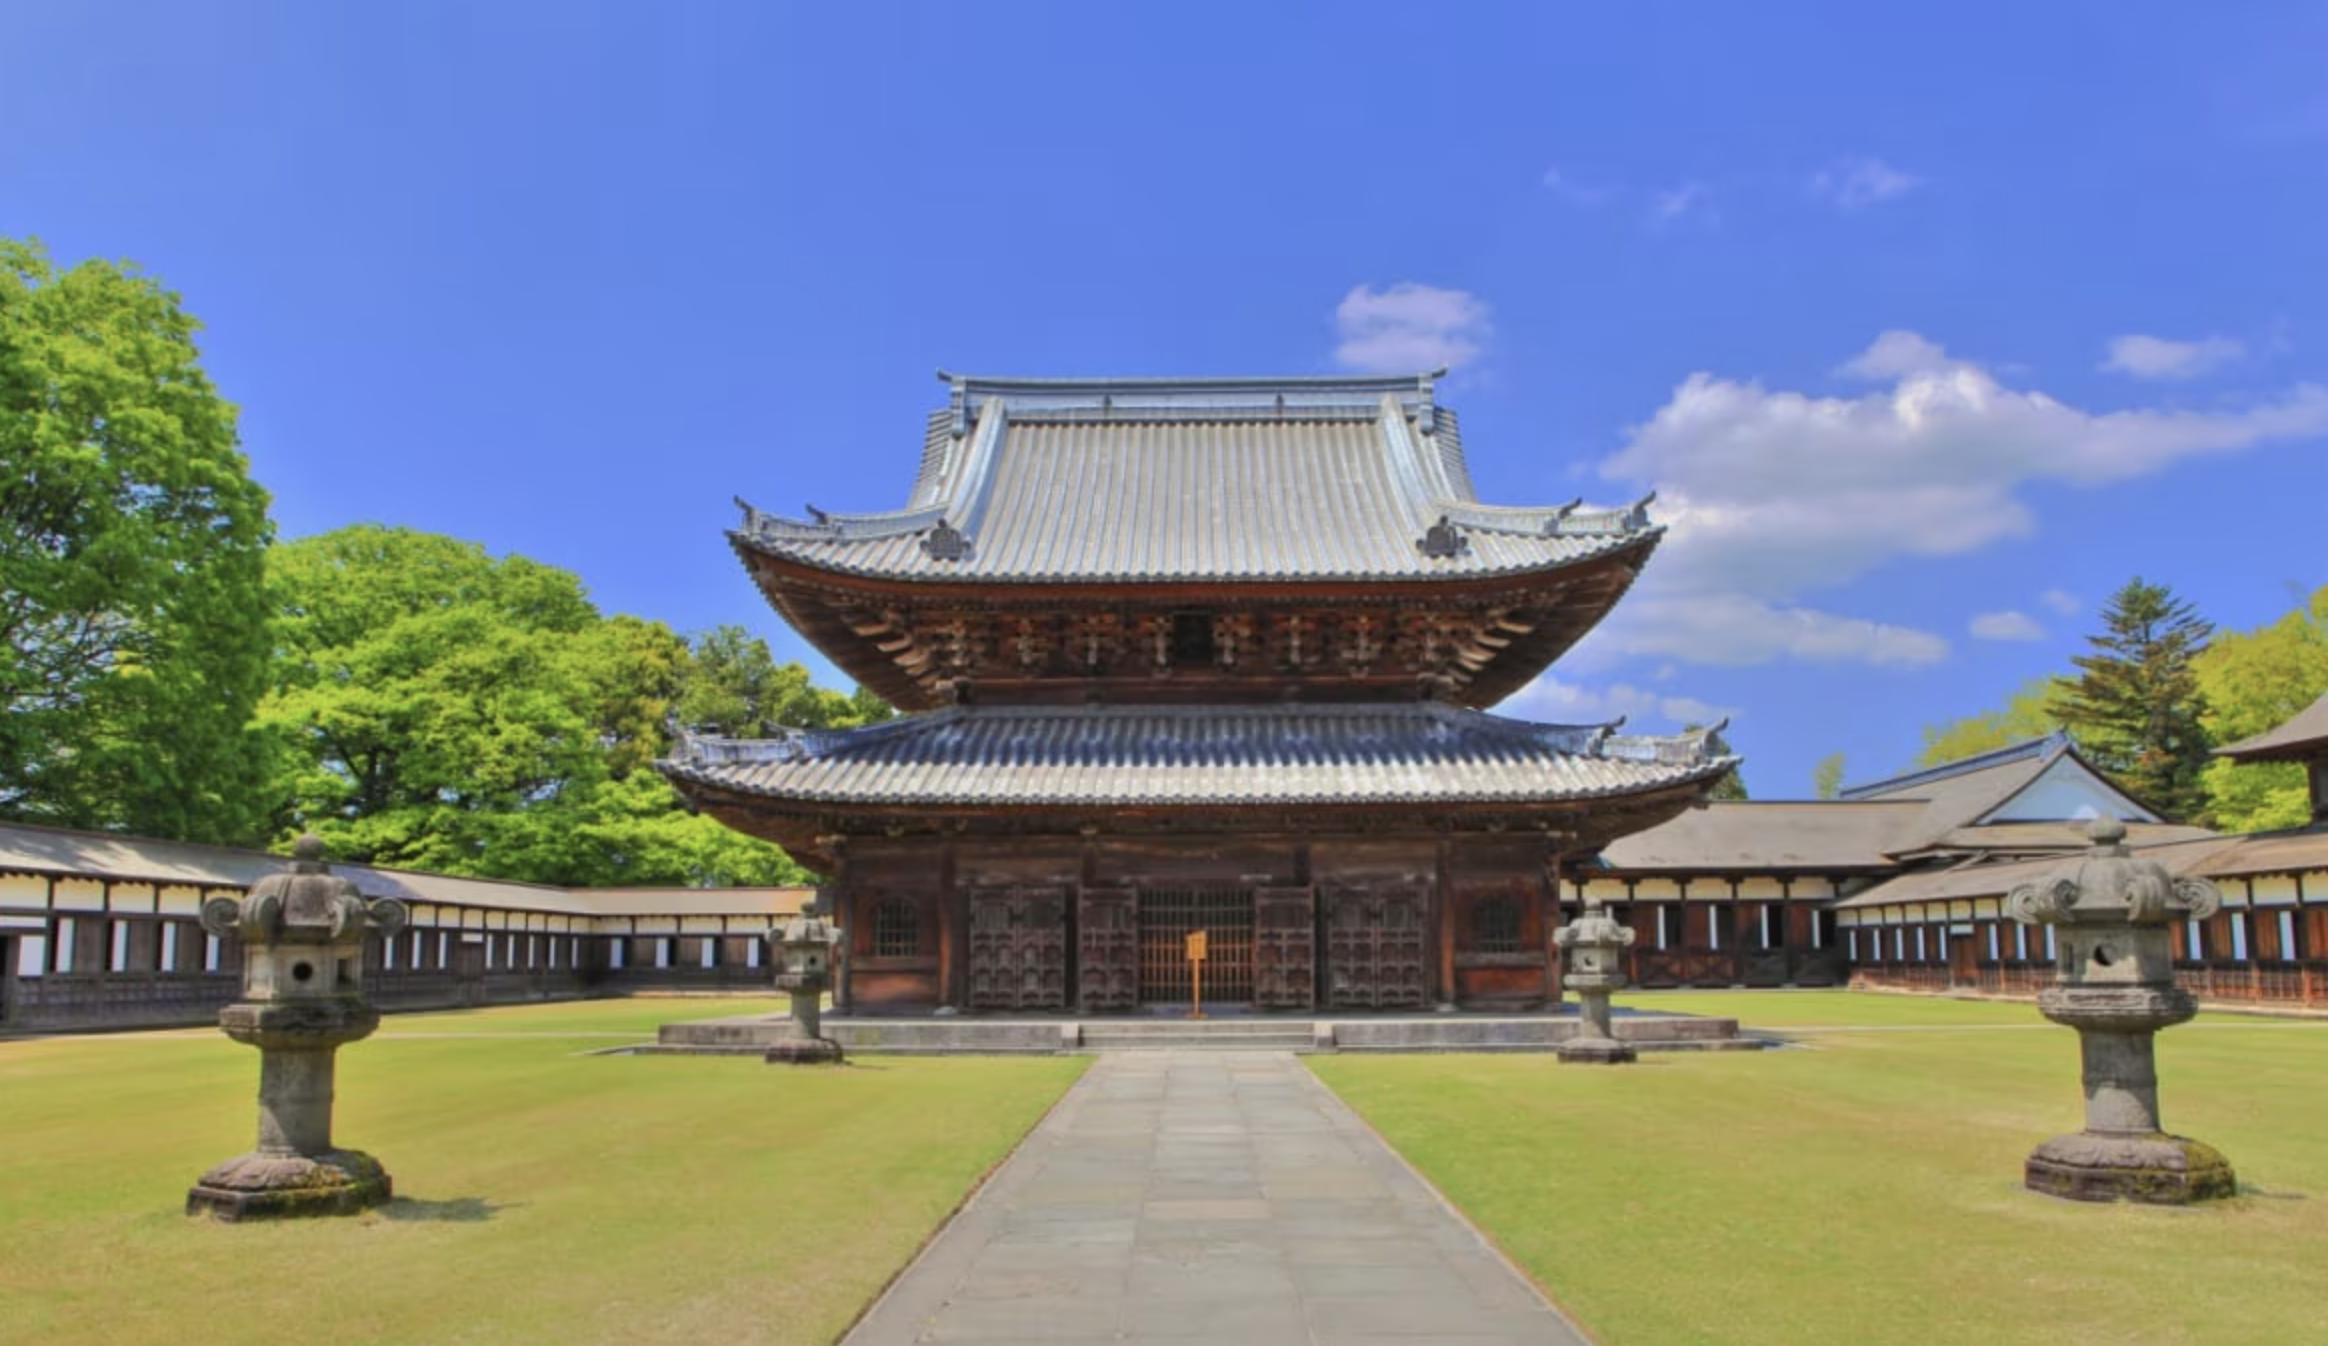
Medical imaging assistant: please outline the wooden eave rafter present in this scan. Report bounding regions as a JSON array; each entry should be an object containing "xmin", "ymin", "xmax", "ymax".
[
  {"xmin": 683, "ymin": 775, "xmax": 1718, "ymax": 877},
  {"xmin": 736, "ymin": 536, "xmax": 1655, "ymax": 712}
]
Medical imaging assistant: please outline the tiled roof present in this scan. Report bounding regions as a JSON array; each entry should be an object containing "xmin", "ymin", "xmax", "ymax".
[
  {"xmin": 1596, "ymin": 802, "xmax": 1923, "ymax": 871},
  {"xmin": 734, "ymin": 374, "xmax": 1656, "ymax": 584},
  {"xmin": 0, "ymin": 821, "xmax": 804, "ymax": 918},
  {"xmin": 2214, "ymin": 692, "xmax": 2328, "ymax": 763},
  {"xmin": 659, "ymin": 704, "xmax": 1735, "ymax": 809}
]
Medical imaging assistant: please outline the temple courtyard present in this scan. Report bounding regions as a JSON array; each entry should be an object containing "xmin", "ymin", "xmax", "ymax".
[{"xmin": 2, "ymin": 992, "xmax": 2323, "ymax": 1346}]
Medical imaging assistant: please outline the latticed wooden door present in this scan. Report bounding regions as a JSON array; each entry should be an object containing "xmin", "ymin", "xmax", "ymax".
[
  {"xmin": 967, "ymin": 888, "xmax": 1067, "ymax": 1011},
  {"xmin": 1138, "ymin": 889, "xmax": 1254, "ymax": 1004},
  {"xmin": 1254, "ymin": 887, "xmax": 1316, "ymax": 1009},
  {"xmin": 1077, "ymin": 887, "xmax": 1138, "ymax": 1012},
  {"xmin": 1322, "ymin": 885, "xmax": 1429, "ymax": 1010}
]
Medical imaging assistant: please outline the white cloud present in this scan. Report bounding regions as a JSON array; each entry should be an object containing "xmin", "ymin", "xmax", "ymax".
[
  {"xmin": 1593, "ymin": 592, "xmax": 1952, "ymax": 668},
  {"xmin": 2039, "ymin": 588, "xmax": 2080, "ymax": 616},
  {"xmin": 1836, "ymin": 330, "xmax": 1967, "ymax": 381},
  {"xmin": 1587, "ymin": 332, "xmax": 2328, "ymax": 667},
  {"xmin": 1648, "ymin": 182, "xmax": 1714, "ymax": 228},
  {"xmin": 1333, "ymin": 283, "xmax": 1490, "ymax": 373},
  {"xmin": 1541, "ymin": 168, "xmax": 1615, "ymax": 206},
  {"xmin": 1970, "ymin": 610, "xmax": 2046, "ymax": 642},
  {"xmin": 2101, "ymin": 334, "xmax": 2245, "ymax": 381},
  {"xmin": 1502, "ymin": 675, "xmax": 1732, "ymax": 729},
  {"xmin": 1810, "ymin": 157, "xmax": 1923, "ymax": 209}
]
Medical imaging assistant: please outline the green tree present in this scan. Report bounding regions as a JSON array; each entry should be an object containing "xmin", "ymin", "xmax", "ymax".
[
  {"xmin": 1812, "ymin": 753, "xmax": 1847, "ymax": 800},
  {"xmin": 0, "ymin": 238, "xmax": 274, "ymax": 844},
  {"xmin": 260, "ymin": 525, "xmax": 613, "ymax": 872},
  {"xmin": 675, "ymin": 624, "xmax": 891, "ymax": 735},
  {"xmin": 2195, "ymin": 584, "xmax": 2328, "ymax": 832},
  {"xmin": 260, "ymin": 527, "xmax": 860, "ymax": 885},
  {"xmin": 1916, "ymin": 677, "xmax": 2066, "ymax": 767},
  {"xmin": 2051, "ymin": 577, "xmax": 2214, "ymax": 821}
]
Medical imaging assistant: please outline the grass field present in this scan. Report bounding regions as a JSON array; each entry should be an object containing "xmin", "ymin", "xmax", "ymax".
[
  {"xmin": 1311, "ymin": 990, "xmax": 2328, "ymax": 1346},
  {"xmin": 0, "ymin": 999, "xmax": 1085, "ymax": 1346}
]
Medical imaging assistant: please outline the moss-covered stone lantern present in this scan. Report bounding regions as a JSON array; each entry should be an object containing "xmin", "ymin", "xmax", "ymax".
[
  {"xmin": 1553, "ymin": 891, "xmax": 1637, "ymax": 1064},
  {"xmin": 764, "ymin": 892, "xmax": 843, "ymax": 1066},
  {"xmin": 187, "ymin": 835, "xmax": 409, "ymax": 1220},
  {"xmin": 2006, "ymin": 817, "xmax": 2235, "ymax": 1203}
]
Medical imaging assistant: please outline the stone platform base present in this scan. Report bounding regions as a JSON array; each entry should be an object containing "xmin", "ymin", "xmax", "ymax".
[
  {"xmin": 2024, "ymin": 1132, "xmax": 2236, "ymax": 1205},
  {"xmin": 647, "ymin": 1009, "xmax": 1760, "ymax": 1057},
  {"xmin": 186, "ymin": 1149, "xmax": 392, "ymax": 1221},
  {"xmin": 764, "ymin": 1036, "xmax": 845, "ymax": 1066},
  {"xmin": 1556, "ymin": 1037, "xmax": 1638, "ymax": 1065}
]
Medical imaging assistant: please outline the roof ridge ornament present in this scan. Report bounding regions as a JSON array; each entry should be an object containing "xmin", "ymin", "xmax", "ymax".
[
  {"xmin": 921, "ymin": 517, "xmax": 972, "ymax": 561},
  {"xmin": 1417, "ymin": 514, "xmax": 1468, "ymax": 559}
]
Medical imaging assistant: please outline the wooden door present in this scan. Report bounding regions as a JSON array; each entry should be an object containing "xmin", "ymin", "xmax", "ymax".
[
  {"xmin": 1254, "ymin": 887, "xmax": 1316, "ymax": 1010},
  {"xmin": 968, "ymin": 888, "xmax": 1067, "ymax": 1011},
  {"xmin": 1323, "ymin": 885, "xmax": 1428, "ymax": 1010},
  {"xmin": 1077, "ymin": 887, "xmax": 1138, "ymax": 1012}
]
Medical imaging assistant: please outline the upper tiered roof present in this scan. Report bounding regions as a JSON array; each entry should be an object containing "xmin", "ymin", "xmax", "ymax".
[
  {"xmin": 734, "ymin": 371, "xmax": 1658, "ymax": 587},
  {"xmin": 730, "ymin": 372, "xmax": 1664, "ymax": 710}
]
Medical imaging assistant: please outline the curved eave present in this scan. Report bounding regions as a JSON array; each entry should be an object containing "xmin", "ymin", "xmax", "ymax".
[
  {"xmin": 662, "ymin": 755, "xmax": 1737, "ymax": 812},
  {"xmin": 733, "ymin": 530, "xmax": 1660, "ymax": 713},
  {"xmin": 667, "ymin": 764, "xmax": 1731, "ymax": 876},
  {"xmin": 728, "ymin": 520, "xmax": 1658, "ymax": 588}
]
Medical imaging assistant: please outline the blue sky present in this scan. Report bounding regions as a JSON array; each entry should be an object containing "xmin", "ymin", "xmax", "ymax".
[{"xmin": 9, "ymin": 3, "xmax": 2327, "ymax": 800}]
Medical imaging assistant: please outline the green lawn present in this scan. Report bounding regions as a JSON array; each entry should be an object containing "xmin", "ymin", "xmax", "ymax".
[
  {"xmin": 0, "ymin": 999, "xmax": 1085, "ymax": 1346},
  {"xmin": 1312, "ymin": 991, "xmax": 2328, "ymax": 1346}
]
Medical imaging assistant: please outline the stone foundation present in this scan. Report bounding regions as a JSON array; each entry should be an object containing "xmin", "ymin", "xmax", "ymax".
[
  {"xmin": 2023, "ymin": 1132, "xmax": 2237, "ymax": 1205},
  {"xmin": 186, "ymin": 1149, "xmax": 393, "ymax": 1221}
]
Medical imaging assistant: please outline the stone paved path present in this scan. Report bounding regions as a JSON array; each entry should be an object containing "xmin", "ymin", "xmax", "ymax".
[{"xmin": 839, "ymin": 1050, "xmax": 1591, "ymax": 1346}]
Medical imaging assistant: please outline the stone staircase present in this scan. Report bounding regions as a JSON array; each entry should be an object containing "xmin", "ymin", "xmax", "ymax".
[{"xmin": 1075, "ymin": 1019, "xmax": 1323, "ymax": 1053}]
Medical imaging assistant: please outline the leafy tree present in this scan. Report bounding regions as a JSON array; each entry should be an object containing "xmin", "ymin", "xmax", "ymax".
[
  {"xmin": 1812, "ymin": 753, "xmax": 1847, "ymax": 800},
  {"xmin": 260, "ymin": 528, "xmax": 875, "ymax": 885},
  {"xmin": 2051, "ymin": 577, "xmax": 2213, "ymax": 821},
  {"xmin": 260, "ymin": 526, "xmax": 613, "ymax": 871},
  {"xmin": 0, "ymin": 238, "xmax": 274, "ymax": 844},
  {"xmin": 2195, "ymin": 584, "xmax": 2328, "ymax": 832},
  {"xmin": 1916, "ymin": 677, "xmax": 2065, "ymax": 767},
  {"xmin": 675, "ymin": 624, "xmax": 892, "ymax": 735}
]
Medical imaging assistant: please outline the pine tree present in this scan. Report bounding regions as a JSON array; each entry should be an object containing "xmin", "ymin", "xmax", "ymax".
[{"xmin": 2051, "ymin": 578, "xmax": 2214, "ymax": 821}]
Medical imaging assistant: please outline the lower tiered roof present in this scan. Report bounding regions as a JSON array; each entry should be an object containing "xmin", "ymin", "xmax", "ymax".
[{"xmin": 661, "ymin": 703, "xmax": 1733, "ymax": 812}]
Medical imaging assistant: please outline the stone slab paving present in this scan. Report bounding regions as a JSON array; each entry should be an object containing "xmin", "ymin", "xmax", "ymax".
[{"xmin": 840, "ymin": 1050, "xmax": 1590, "ymax": 1346}]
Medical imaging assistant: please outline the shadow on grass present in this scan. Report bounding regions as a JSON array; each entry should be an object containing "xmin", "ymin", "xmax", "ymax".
[{"xmin": 377, "ymin": 1196, "xmax": 515, "ymax": 1223}]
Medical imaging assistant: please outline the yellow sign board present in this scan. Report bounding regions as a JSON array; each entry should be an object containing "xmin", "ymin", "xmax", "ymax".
[{"xmin": 1185, "ymin": 930, "xmax": 1208, "ymax": 961}]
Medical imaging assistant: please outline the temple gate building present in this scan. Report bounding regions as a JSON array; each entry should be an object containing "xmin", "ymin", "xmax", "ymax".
[{"xmin": 659, "ymin": 372, "xmax": 1736, "ymax": 1014}]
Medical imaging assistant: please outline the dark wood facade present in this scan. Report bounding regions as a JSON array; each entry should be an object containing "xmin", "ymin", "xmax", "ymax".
[
  {"xmin": 823, "ymin": 832, "xmax": 1572, "ymax": 1014},
  {"xmin": 665, "ymin": 373, "xmax": 1737, "ymax": 1014}
]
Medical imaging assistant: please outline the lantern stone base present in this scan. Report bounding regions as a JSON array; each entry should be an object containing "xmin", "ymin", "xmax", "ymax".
[
  {"xmin": 186, "ymin": 1149, "xmax": 392, "ymax": 1221},
  {"xmin": 2024, "ymin": 1132, "xmax": 2236, "ymax": 1205},
  {"xmin": 1556, "ymin": 1037, "xmax": 1637, "ymax": 1065},
  {"xmin": 764, "ymin": 1037, "xmax": 845, "ymax": 1066}
]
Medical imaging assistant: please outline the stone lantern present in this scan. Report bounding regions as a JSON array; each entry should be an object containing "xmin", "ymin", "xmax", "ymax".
[
  {"xmin": 1553, "ymin": 892, "xmax": 1637, "ymax": 1064},
  {"xmin": 2006, "ymin": 817, "xmax": 2235, "ymax": 1203},
  {"xmin": 187, "ymin": 835, "xmax": 409, "ymax": 1220},
  {"xmin": 764, "ymin": 892, "xmax": 843, "ymax": 1066}
]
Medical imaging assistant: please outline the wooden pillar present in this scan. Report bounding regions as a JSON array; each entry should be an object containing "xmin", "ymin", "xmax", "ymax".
[
  {"xmin": 1434, "ymin": 836, "xmax": 1456, "ymax": 1009},
  {"xmin": 822, "ymin": 836, "xmax": 852, "ymax": 1014},
  {"xmin": 1541, "ymin": 846, "xmax": 1564, "ymax": 1003},
  {"xmin": 937, "ymin": 839, "xmax": 958, "ymax": 1011}
]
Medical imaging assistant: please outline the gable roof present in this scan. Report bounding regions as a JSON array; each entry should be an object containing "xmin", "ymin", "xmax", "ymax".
[
  {"xmin": 1836, "ymin": 733, "xmax": 2164, "ymax": 852},
  {"xmin": 2215, "ymin": 691, "xmax": 2328, "ymax": 764},
  {"xmin": 733, "ymin": 373, "xmax": 1659, "ymax": 585}
]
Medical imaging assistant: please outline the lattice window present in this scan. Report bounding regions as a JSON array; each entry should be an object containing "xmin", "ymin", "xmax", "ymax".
[
  {"xmin": 872, "ymin": 899, "xmax": 922, "ymax": 958},
  {"xmin": 1472, "ymin": 897, "xmax": 1522, "ymax": 954}
]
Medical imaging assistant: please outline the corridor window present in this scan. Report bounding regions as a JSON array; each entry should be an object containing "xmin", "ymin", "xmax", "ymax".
[
  {"xmin": 1472, "ymin": 898, "xmax": 1522, "ymax": 954},
  {"xmin": 873, "ymin": 900, "xmax": 922, "ymax": 957}
]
